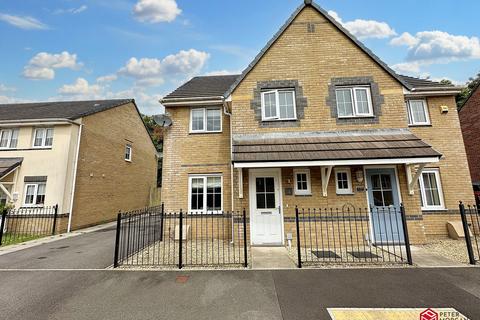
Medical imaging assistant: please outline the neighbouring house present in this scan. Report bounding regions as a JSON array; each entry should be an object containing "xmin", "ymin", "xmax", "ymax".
[
  {"xmin": 160, "ymin": 0, "xmax": 474, "ymax": 246},
  {"xmin": 459, "ymin": 82, "xmax": 480, "ymax": 204},
  {"xmin": 0, "ymin": 99, "xmax": 158, "ymax": 232}
]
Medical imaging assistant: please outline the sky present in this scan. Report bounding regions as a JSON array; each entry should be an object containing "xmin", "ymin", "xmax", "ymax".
[{"xmin": 0, "ymin": 0, "xmax": 479, "ymax": 115}]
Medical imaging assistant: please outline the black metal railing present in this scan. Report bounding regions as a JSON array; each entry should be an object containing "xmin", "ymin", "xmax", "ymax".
[
  {"xmin": 114, "ymin": 204, "xmax": 248, "ymax": 269},
  {"xmin": 459, "ymin": 202, "xmax": 480, "ymax": 265},
  {"xmin": 0, "ymin": 205, "xmax": 59, "ymax": 247},
  {"xmin": 294, "ymin": 205, "xmax": 412, "ymax": 268}
]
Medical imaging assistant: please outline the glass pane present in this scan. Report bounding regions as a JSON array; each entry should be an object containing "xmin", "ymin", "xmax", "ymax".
[
  {"xmin": 266, "ymin": 193, "xmax": 276, "ymax": 209},
  {"xmin": 191, "ymin": 109, "xmax": 204, "ymax": 131},
  {"xmin": 263, "ymin": 92, "xmax": 277, "ymax": 118},
  {"xmin": 256, "ymin": 178, "xmax": 265, "ymax": 193},
  {"xmin": 9, "ymin": 129, "xmax": 19, "ymax": 148},
  {"xmin": 335, "ymin": 89, "xmax": 354, "ymax": 117},
  {"xmin": 34, "ymin": 129, "xmax": 44, "ymax": 146},
  {"xmin": 381, "ymin": 174, "xmax": 392, "ymax": 190},
  {"xmin": 371, "ymin": 175, "xmax": 381, "ymax": 190},
  {"xmin": 265, "ymin": 178, "xmax": 275, "ymax": 192},
  {"xmin": 256, "ymin": 194, "xmax": 266, "ymax": 209},
  {"xmin": 25, "ymin": 185, "xmax": 35, "ymax": 204},
  {"xmin": 410, "ymin": 101, "xmax": 427, "ymax": 123},
  {"xmin": 355, "ymin": 88, "xmax": 370, "ymax": 114},
  {"xmin": 422, "ymin": 172, "xmax": 440, "ymax": 206},
  {"xmin": 206, "ymin": 109, "xmax": 221, "ymax": 131},
  {"xmin": 45, "ymin": 128, "xmax": 54, "ymax": 146},
  {"xmin": 279, "ymin": 91, "xmax": 295, "ymax": 119},
  {"xmin": 382, "ymin": 191, "xmax": 394, "ymax": 206},
  {"xmin": 191, "ymin": 178, "xmax": 204, "ymax": 210},
  {"xmin": 0, "ymin": 130, "xmax": 9, "ymax": 148},
  {"xmin": 372, "ymin": 191, "xmax": 384, "ymax": 207},
  {"xmin": 297, "ymin": 173, "xmax": 307, "ymax": 190}
]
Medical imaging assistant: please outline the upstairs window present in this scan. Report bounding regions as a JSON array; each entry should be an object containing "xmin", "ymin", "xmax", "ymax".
[
  {"xmin": 190, "ymin": 107, "xmax": 222, "ymax": 133},
  {"xmin": 0, "ymin": 128, "xmax": 19, "ymax": 149},
  {"xmin": 125, "ymin": 144, "xmax": 132, "ymax": 162},
  {"xmin": 261, "ymin": 89, "xmax": 297, "ymax": 121},
  {"xmin": 407, "ymin": 99, "xmax": 430, "ymax": 125},
  {"xmin": 33, "ymin": 128, "xmax": 54, "ymax": 148},
  {"xmin": 335, "ymin": 86, "xmax": 373, "ymax": 118}
]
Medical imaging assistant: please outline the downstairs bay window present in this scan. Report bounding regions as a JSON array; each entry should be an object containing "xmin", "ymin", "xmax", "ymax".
[{"xmin": 188, "ymin": 175, "xmax": 222, "ymax": 214}]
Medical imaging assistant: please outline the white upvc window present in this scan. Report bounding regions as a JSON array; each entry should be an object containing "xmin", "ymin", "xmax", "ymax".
[
  {"xmin": 335, "ymin": 168, "xmax": 353, "ymax": 195},
  {"xmin": 294, "ymin": 169, "xmax": 311, "ymax": 195},
  {"xmin": 335, "ymin": 86, "xmax": 373, "ymax": 118},
  {"xmin": 407, "ymin": 99, "xmax": 430, "ymax": 125},
  {"xmin": 261, "ymin": 89, "xmax": 297, "ymax": 121},
  {"xmin": 32, "ymin": 128, "xmax": 54, "ymax": 148},
  {"xmin": 23, "ymin": 183, "xmax": 46, "ymax": 207},
  {"xmin": 419, "ymin": 168, "xmax": 445, "ymax": 210},
  {"xmin": 188, "ymin": 175, "xmax": 223, "ymax": 214},
  {"xmin": 190, "ymin": 107, "xmax": 222, "ymax": 133},
  {"xmin": 0, "ymin": 128, "xmax": 19, "ymax": 149},
  {"xmin": 125, "ymin": 144, "xmax": 132, "ymax": 162}
]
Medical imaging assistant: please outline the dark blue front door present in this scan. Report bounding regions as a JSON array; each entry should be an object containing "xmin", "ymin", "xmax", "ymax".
[{"xmin": 366, "ymin": 168, "xmax": 404, "ymax": 244}]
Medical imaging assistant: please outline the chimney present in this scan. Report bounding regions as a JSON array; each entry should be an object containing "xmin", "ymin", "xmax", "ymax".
[{"xmin": 304, "ymin": 0, "xmax": 313, "ymax": 5}]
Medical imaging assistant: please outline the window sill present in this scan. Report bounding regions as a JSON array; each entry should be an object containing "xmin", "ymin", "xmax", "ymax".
[
  {"xmin": 338, "ymin": 116, "xmax": 375, "ymax": 119},
  {"xmin": 261, "ymin": 119, "xmax": 298, "ymax": 123},
  {"xmin": 421, "ymin": 208, "xmax": 447, "ymax": 212},
  {"xmin": 125, "ymin": 159, "xmax": 132, "ymax": 163},
  {"xmin": 294, "ymin": 193, "xmax": 312, "ymax": 197},
  {"xmin": 336, "ymin": 192, "xmax": 355, "ymax": 196},
  {"xmin": 189, "ymin": 131, "xmax": 223, "ymax": 135},
  {"xmin": 408, "ymin": 124, "xmax": 432, "ymax": 128}
]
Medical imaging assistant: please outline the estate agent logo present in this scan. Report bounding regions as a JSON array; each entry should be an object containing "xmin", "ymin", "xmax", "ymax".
[{"xmin": 420, "ymin": 309, "xmax": 439, "ymax": 320}]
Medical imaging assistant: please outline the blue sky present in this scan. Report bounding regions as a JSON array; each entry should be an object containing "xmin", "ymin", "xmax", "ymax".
[{"xmin": 1, "ymin": 0, "xmax": 479, "ymax": 114}]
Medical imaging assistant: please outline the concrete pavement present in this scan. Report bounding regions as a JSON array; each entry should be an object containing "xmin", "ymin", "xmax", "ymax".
[{"xmin": 0, "ymin": 268, "xmax": 479, "ymax": 320}]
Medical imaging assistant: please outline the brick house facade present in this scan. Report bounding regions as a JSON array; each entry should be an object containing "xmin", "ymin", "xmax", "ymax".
[
  {"xmin": 161, "ymin": 1, "xmax": 474, "ymax": 245},
  {"xmin": 459, "ymin": 83, "xmax": 480, "ymax": 203}
]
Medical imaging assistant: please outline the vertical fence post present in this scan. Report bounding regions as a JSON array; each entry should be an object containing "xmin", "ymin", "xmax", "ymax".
[
  {"xmin": 113, "ymin": 211, "xmax": 122, "ymax": 268},
  {"xmin": 0, "ymin": 209, "xmax": 7, "ymax": 246},
  {"xmin": 243, "ymin": 208, "xmax": 248, "ymax": 268},
  {"xmin": 459, "ymin": 202, "xmax": 476, "ymax": 265},
  {"xmin": 400, "ymin": 204, "xmax": 413, "ymax": 265},
  {"xmin": 178, "ymin": 209, "xmax": 183, "ymax": 269},
  {"xmin": 295, "ymin": 206, "xmax": 302, "ymax": 268},
  {"xmin": 160, "ymin": 203, "xmax": 164, "ymax": 241},
  {"xmin": 51, "ymin": 204, "xmax": 59, "ymax": 236}
]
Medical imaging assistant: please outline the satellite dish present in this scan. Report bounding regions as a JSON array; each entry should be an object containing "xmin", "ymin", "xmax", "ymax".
[{"xmin": 153, "ymin": 114, "xmax": 173, "ymax": 127}]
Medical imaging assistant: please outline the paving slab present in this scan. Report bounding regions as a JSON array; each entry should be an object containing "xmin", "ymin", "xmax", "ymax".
[
  {"xmin": 411, "ymin": 245, "xmax": 465, "ymax": 267},
  {"xmin": 251, "ymin": 246, "xmax": 296, "ymax": 269}
]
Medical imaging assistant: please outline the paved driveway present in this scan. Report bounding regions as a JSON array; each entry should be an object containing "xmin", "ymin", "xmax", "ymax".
[
  {"xmin": 0, "ymin": 268, "xmax": 479, "ymax": 320},
  {"xmin": 0, "ymin": 225, "xmax": 116, "ymax": 269}
]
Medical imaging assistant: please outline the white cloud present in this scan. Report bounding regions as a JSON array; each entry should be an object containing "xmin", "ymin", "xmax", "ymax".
[
  {"xmin": 118, "ymin": 49, "xmax": 209, "ymax": 86},
  {"xmin": 96, "ymin": 74, "xmax": 118, "ymax": 83},
  {"xmin": 58, "ymin": 78, "xmax": 101, "ymax": 98},
  {"xmin": 390, "ymin": 32, "xmax": 419, "ymax": 48},
  {"xmin": 203, "ymin": 70, "xmax": 240, "ymax": 76},
  {"xmin": 0, "ymin": 13, "xmax": 48, "ymax": 30},
  {"xmin": 0, "ymin": 95, "xmax": 31, "ymax": 104},
  {"xmin": 133, "ymin": 0, "xmax": 181, "ymax": 23},
  {"xmin": 107, "ymin": 89, "xmax": 163, "ymax": 114},
  {"xmin": 327, "ymin": 10, "xmax": 396, "ymax": 40},
  {"xmin": 0, "ymin": 84, "xmax": 16, "ymax": 93},
  {"xmin": 392, "ymin": 62, "xmax": 422, "ymax": 74},
  {"xmin": 54, "ymin": 5, "xmax": 88, "ymax": 15},
  {"xmin": 23, "ymin": 51, "xmax": 82, "ymax": 80}
]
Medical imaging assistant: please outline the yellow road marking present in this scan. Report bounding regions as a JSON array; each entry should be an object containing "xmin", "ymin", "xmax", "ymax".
[{"xmin": 328, "ymin": 308, "xmax": 469, "ymax": 320}]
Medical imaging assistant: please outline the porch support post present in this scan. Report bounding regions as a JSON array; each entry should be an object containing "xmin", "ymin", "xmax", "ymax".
[
  {"xmin": 405, "ymin": 164, "xmax": 426, "ymax": 195},
  {"xmin": 238, "ymin": 168, "xmax": 244, "ymax": 199},
  {"xmin": 0, "ymin": 183, "xmax": 13, "ymax": 201},
  {"xmin": 320, "ymin": 166, "xmax": 333, "ymax": 197}
]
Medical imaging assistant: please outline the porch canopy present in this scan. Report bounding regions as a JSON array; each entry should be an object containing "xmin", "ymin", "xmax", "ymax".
[
  {"xmin": 232, "ymin": 129, "xmax": 441, "ymax": 196},
  {"xmin": 0, "ymin": 157, "xmax": 23, "ymax": 201}
]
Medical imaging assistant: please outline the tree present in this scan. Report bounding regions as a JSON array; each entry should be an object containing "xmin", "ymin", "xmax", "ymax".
[
  {"xmin": 457, "ymin": 71, "xmax": 480, "ymax": 109},
  {"xmin": 142, "ymin": 115, "xmax": 163, "ymax": 152}
]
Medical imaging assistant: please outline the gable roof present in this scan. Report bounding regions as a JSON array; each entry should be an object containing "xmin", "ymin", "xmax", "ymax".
[
  {"xmin": 0, "ymin": 157, "xmax": 23, "ymax": 180},
  {"xmin": 162, "ymin": 75, "xmax": 240, "ymax": 101},
  {"xmin": 224, "ymin": 1, "xmax": 412, "ymax": 97},
  {"xmin": 0, "ymin": 99, "xmax": 133, "ymax": 122}
]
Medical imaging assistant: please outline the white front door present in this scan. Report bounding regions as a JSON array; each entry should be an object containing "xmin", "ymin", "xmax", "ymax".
[{"xmin": 249, "ymin": 169, "xmax": 283, "ymax": 245}]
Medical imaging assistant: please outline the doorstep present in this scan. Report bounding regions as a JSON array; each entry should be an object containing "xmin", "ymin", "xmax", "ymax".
[
  {"xmin": 410, "ymin": 246, "xmax": 466, "ymax": 267},
  {"xmin": 251, "ymin": 246, "xmax": 297, "ymax": 269}
]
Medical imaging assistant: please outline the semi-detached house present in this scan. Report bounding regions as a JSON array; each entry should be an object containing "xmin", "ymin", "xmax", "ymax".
[{"xmin": 160, "ymin": 0, "xmax": 474, "ymax": 245}]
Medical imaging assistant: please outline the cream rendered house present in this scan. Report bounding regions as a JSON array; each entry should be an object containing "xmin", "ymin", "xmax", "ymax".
[{"xmin": 0, "ymin": 99, "xmax": 158, "ymax": 231}]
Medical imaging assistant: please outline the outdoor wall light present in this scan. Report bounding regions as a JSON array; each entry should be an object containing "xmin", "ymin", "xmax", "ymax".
[{"xmin": 356, "ymin": 170, "xmax": 364, "ymax": 183}]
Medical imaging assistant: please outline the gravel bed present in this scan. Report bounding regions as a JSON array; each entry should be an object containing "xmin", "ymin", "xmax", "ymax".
[
  {"xmin": 420, "ymin": 239, "xmax": 475, "ymax": 265},
  {"xmin": 119, "ymin": 239, "xmax": 251, "ymax": 269}
]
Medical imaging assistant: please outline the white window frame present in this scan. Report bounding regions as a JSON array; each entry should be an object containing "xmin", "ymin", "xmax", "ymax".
[
  {"xmin": 189, "ymin": 107, "xmax": 222, "ymax": 133},
  {"xmin": 419, "ymin": 168, "xmax": 445, "ymax": 211},
  {"xmin": 23, "ymin": 183, "xmax": 46, "ymax": 207},
  {"xmin": 335, "ymin": 86, "xmax": 374, "ymax": 118},
  {"xmin": 32, "ymin": 128, "xmax": 54, "ymax": 148},
  {"xmin": 261, "ymin": 89, "xmax": 297, "ymax": 121},
  {"xmin": 335, "ymin": 168, "xmax": 353, "ymax": 195},
  {"xmin": 125, "ymin": 144, "xmax": 132, "ymax": 162},
  {"xmin": 0, "ymin": 128, "xmax": 19, "ymax": 149},
  {"xmin": 294, "ymin": 169, "xmax": 311, "ymax": 195},
  {"xmin": 188, "ymin": 174, "xmax": 223, "ymax": 214},
  {"xmin": 407, "ymin": 99, "xmax": 431, "ymax": 126}
]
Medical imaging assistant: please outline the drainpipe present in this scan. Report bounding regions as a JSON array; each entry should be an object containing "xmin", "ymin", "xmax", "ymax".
[
  {"xmin": 223, "ymin": 99, "xmax": 235, "ymax": 244},
  {"xmin": 67, "ymin": 122, "xmax": 83, "ymax": 232}
]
